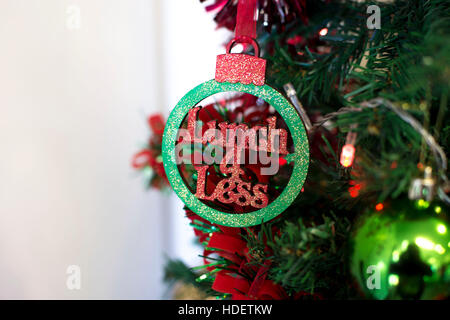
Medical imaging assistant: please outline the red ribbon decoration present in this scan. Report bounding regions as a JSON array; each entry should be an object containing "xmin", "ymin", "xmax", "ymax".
[
  {"xmin": 131, "ymin": 150, "xmax": 153, "ymax": 169},
  {"xmin": 206, "ymin": 230, "xmax": 287, "ymax": 300},
  {"xmin": 235, "ymin": 0, "xmax": 258, "ymax": 40},
  {"xmin": 205, "ymin": 0, "xmax": 228, "ymax": 12},
  {"xmin": 131, "ymin": 113, "xmax": 169, "ymax": 188},
  {"xmin": 187, "ymin": 209, "xmax": 323, "ymax": 300},
  {"xmin": 147, "ymin": 114, "xmax": 165, "ymax": 135}
]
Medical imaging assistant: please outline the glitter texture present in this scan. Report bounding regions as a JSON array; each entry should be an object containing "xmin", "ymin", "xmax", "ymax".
[
  {"xmin": 162, "ymin": 80, "xmax": 309, "ymax": 227},
  {"xmin": 215, "ymin": 53, "xmax": 266, "ymax": 86}
]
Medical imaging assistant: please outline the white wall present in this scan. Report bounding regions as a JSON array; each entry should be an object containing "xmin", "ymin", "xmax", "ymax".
[
  {"xmin": 0, "ymin": 0, "xmax": 230, "ymax": 299},
  {"xmin": 0, "ymin": 0, "xmax": 168, "ymax": 299}
]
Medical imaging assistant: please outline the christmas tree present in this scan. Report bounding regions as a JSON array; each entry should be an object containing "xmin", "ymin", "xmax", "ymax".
[{"xmin": 133, "ymin": 0, "xmax": 449, "ymax": 300}]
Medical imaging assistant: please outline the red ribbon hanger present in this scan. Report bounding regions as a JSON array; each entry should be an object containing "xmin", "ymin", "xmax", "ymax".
[{"xmin": 235, "ymin": 0, "xmax": 258, "ymax": 40}]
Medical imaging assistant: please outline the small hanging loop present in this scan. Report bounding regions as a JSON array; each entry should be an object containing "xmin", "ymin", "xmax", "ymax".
[{"xmin": 226, "ymin": 36, "xmax": 260, "ymax": 58}]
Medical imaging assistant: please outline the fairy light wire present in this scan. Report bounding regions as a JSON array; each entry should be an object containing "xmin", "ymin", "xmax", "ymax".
[{"xmin": 311, "ymin": 97, "xmax": 449, "ymax": 204}]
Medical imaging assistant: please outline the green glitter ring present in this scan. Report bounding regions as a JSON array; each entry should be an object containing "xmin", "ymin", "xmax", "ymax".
[{"xmin": 162, "ymin": 79, "xmax": 309, "ymax": 227}]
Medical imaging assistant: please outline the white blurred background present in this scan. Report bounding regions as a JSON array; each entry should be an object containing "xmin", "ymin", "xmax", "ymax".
[{"xmin": 0, "ymin": 0, "xmax": 230, "ymax": 299}]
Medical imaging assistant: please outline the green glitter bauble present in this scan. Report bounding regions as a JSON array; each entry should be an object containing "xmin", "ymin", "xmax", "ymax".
[
  {"xmin": 162, "ymin": 80, "xmax": 309, "ymax": 227},
  {"xmin": 351, "ymin": 199, "xmax": 449, "ymax": 300}
]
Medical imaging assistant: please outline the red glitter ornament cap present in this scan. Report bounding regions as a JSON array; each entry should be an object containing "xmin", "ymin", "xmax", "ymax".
[{"xmin": 215, "ymin": 36, "xmax": 266, "ymax": 86}]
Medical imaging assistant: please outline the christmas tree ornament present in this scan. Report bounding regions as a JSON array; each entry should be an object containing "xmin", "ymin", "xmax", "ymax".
[
  {"xmin": 409, "ymin": 166, "xmax": 436, "ymax": 202},
  {"xmin": 351, "ymin": 199, "xmax": 449, "ymax": 300},
  {"xmin": 163, "ymin": 0, "xmax": 309, "ymax": 227},
  {"xmin": 131, "ymin": 114, "xmax": 169, "ymax": 189}
]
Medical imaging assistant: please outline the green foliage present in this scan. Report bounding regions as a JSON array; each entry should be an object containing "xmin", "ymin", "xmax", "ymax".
[
  {"xmin": 265, "ymin": 0, "xmax": 450, "ymax": 106},
  {"xmin": 250, "ymin": 214, "xmax": 354, "ymax": 297},
  {"xmin": 263, "ymin": 0, "xmax": 449, "ymax": 202},
  {"xmin": 164, "ymin": 259, "xmax": 217, "ymax": 297},
  {"xmin": 336, "ymin": 107, "xmax": 424, "ymax": 202}
]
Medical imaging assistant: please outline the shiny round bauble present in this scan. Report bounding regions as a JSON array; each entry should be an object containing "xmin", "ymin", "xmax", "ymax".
[{"xmin": 351, "ymin": 199, "xmax": 449, "ymax": 300}]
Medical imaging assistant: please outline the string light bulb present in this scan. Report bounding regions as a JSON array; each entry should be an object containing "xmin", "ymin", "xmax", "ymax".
[
  {"xmin": 340, "ymin": 127, "xmax": 357, "ymax": 167},
  {"xmin": 319, "ymin": 28, "xmax": 328, "ymax": 36},
  {"xmin": 340, "ymin": 144, "xmax": 355, "ymax": 167}
]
